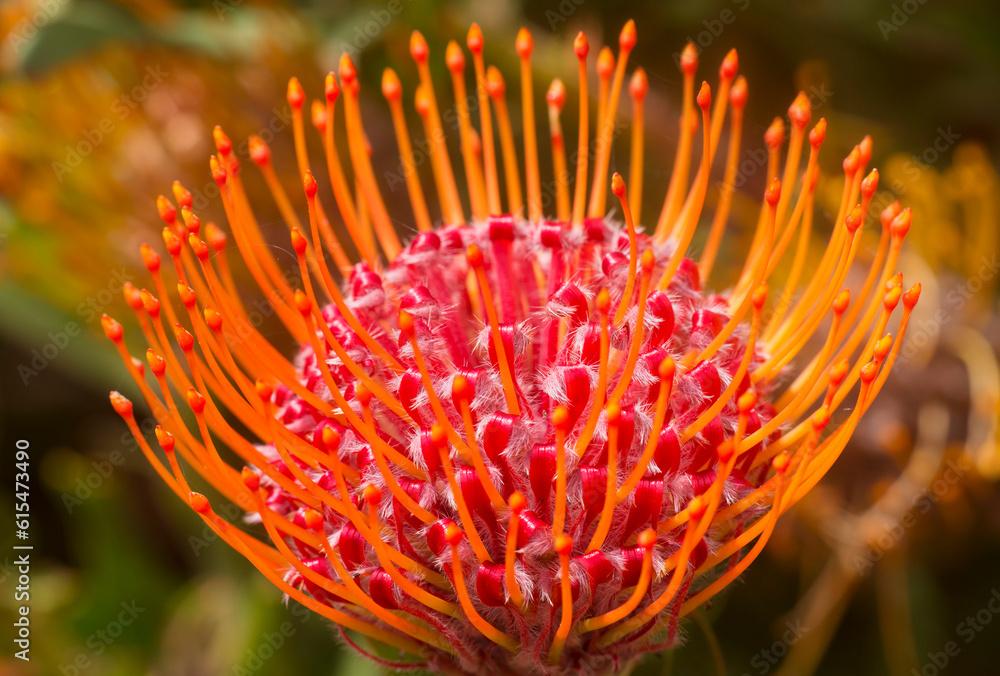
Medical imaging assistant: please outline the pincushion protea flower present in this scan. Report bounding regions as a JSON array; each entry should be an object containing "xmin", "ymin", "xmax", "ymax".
[{"xmin": 103, "ymin": 19, "xmax": 920, "ymax": 675}]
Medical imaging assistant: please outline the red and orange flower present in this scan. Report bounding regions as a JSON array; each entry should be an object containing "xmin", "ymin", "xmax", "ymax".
[{"xmin": 104, "ymin": 20, "xmax": 918, "ymax": 674}]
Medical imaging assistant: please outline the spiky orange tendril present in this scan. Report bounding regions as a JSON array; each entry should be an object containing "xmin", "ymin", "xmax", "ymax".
[{"xmin": 104, "ymin": 19, "xmax": 918, "ymax": 675}]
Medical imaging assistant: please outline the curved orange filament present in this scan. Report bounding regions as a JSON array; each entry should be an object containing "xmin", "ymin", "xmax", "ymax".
[
  {"xmin": 774, "ymin": 96, "xmax": 810, "ymax": 234},
  {"xmin": 517, "ymin": 28, "xmax": 542, "ymax": 223},
  {"xmin": 698, "ymin": 79, "xmax": 745, "ymax": 282},
  {"xmin": 117, "ymin": 407, "xmax": 186, "ymax": 503},
  {"xmin": 191, "ymin": 500, "xmax": 427, "ymax": 656},
  {"xmin": 586, "ymin": 404, "xmax": 620, "ymax": 552},
  {"xmin": 588, "ymin": 21, "xmax": 635, "ymax": 218},
  {"xmin": 784, "ymin": 378, "xmax": 877, "ymax": 503},
  {"xmin": 753, "ymin": 350, "xmax": 886, "ymax": 478},
  {"xmin": 505, "ymin": 492, "xmax": 527, "ymax": 612},
  {"xmin": 765, "ymin": 163, "xmax": 861, "ymax": 343},
  {"xmin": 612, "ymin": 174, "xmax": 639, "ymax": 324},
  {"xmin": 468, "ymin": 246, "xmax": 521, "ymax": 415},
  {"xmin": 382, "ymin": 69, "xmax": 432, "ymax": 233},
  {"xmin": 655, "ymin": 44, "xmax": 697, "ymax": 239},
  {"xmin": 319, "ymin": 78, "xmax": 374, "ymax": 265},
  {"xmin": 253, "ymin": 497, "xmax": 352, "ymax": 597},
  {"xmin": 680, "ymin": 463, "xmax": 790, "ymax": 616},
  {"xmin": 680, "ymin": 295, "xmax": 763, "ymax": 443},
  {"xmin": 446, "ymin": 43, "xmax": 488, "ymax": 221},
  {"xmin": 838, "ymin": 223, "xmax": 891, "ymax": 339},
  {"xmin": 579, "ymin": 532, "xmax": 655, "ymax": 633},
  {"xmin": 628, "ymin": 68, "xmax": 647, "ymax": 224},
  {"xmin": 468, "ymin": 25, "xmax": 502, "ymax": 215},
  {"xmin": 339, "ymin": 57, "xmax": 402, "ymax": 260},
  {"xmin": 217, "ymin": 143, "xmax": 310, "ymax": 316},
  {"xmin": 256, "ymin": 488, "xmax": 446, "ymax": 653},
  {"xmin": 731, "ymin": 302, "xmax": 849, "ymax": 454},
  {"xmin": 708, "ymin": 52, "xmax": 736, "ymax": 158},
  {"xmin": 488, "ymin": 66, "xmax": 524, "ymax": 217},
  {"xmin": 293, "ymin": 247, "xmax": 409, "ymax": 424},
  {"xmin": 547, "ymin": 82, "xmax": 571, "ymax": 223},
  {"xmin": 595, "ymin": 46, "xmax": 613, "ymax": 136},
  {"xmin": 573, "ymin": 291, "xmax": 611, "ymax": 457},
  {"xmin": 571, "ymin": 35, "xmax": 590, "ymax": 226},
  {"xmin": 551, "ymin": 407, "xmax": 571, "ymax": 536},
  {"xmin": 687, "ymin": 194, "xmax": 775, "ymax": 370},
  {"xmin": 548, "ymin": 535, "xmax": 575, "ymax": 663},
  {"xmin": 288, "ymin": 103, "xmax": 353, "ymax": 274},
  {"xmin": 781, "ymin": 308, "xmax": 914, "ymax": 492},
  {"xmin": 313, "ymin": 522, "xmax": 449, "ymax": 651},
  {"xmin": 824, "ymin": 240, "xmax": 906, "ymax": 376},
  {"xmin": 300, "ymin": 194, "xmax": 406, "ymax": 373},
  {"xmin": 284, "ymin": 101, "xmax": 351, "ymax": 270},
  {"xmin": 362, "ymin": 499, "xmax": 460, "ymax": 617},
  {"xmin": 213, "ymin": 173, "xmax": 303, "ymax": 337},
  {"xmin": 764, "ymin": 188, "xmax": 815, "ymax": 339},
  {"xmin": 763, "ymin": 141, "xmax": 820, "ymax": 284},
  {"xmin": 655, "ymin": 86, "xmax": 714, "ymax": 291},
  {"xmin": 760, "ymin": 224, "xmax": 862, "ymax": 376},
  {"xmin": 447, "ymin": 527, "xmax": 518, "ymax": 651},
  {"xmin": 433, "ymin": 429, "xmax": 492, "ymax": 563},
  {"xmin": 771, "ymin": 292, "xmax": 851, "ymax": 407},
  {"xmin": 456, "ymin": 394, "xmax": 506, "ymax": 509},
  {"xmin": 325, "ymin": 435, "xmax": 450, "ymax": 588},
  {"xmin": 597, "ymin": 500, "xmax": 703, "ymax": 647},
  {"xmin": 617, "ymin": 361, "xmax": 673, "ymax": 502},
  {"xmin": 609, "ymin": 250, "xmax": 655, "ymax": 404},
  {"xmin": 410, "ymin": 34, "xmax": 464, "ymax": 225},
  {"xmin": 295, "ymin": 307, "xmax": 423, "ymax": 482},
  {"xmin": 400, "ymin": 319, "xmax": 473, "ymax": 456},
  {"xmin": 355, "ymin": 398, "xmax": 436, "ymax": 524}
]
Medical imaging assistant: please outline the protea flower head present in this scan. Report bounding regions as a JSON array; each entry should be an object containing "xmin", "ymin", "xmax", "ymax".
[{"xmin": 104, "ymin": 19, "xmax": 919, "ymax": 675}]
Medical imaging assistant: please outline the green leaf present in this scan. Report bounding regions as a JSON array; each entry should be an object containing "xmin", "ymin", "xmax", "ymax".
[{"xmin": 16, "ymin": 0, "xmax": 149, "ymax": 75}]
